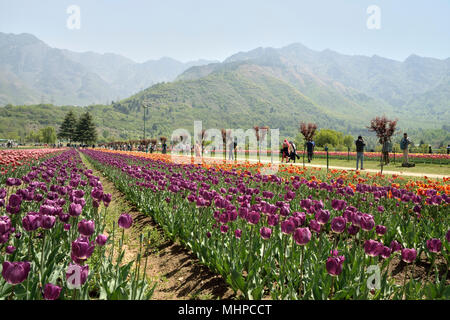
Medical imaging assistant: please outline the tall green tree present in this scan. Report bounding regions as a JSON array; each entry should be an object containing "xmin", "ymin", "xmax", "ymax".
[
  {"xmin": 75, "ymin": 112, "xmax": 97, "ymax": 144},
  {"xmin": 343, "ymin": 135, "xmax": 354, "ymax": 150},
  {"xmin": 58, "ymin": 111, "xmax": 77, "ymax": 142},
  {"xmin": 315, "ymin": 129, "xmax": 339, "ymax": 147},
  {"xmin": 40, "ymin": 126, "xmax": 57, "ymax": 144}
]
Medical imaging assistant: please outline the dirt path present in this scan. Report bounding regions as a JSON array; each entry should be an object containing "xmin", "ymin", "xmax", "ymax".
[
  {"xmin": 80, "ymin": 153, "xmax": 235, "ymax": 300},
  {"xmin": 198, "ymin": 155, "xmax": 449, "ymax": 179}
]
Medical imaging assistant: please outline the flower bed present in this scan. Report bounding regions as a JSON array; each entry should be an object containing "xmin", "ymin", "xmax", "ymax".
[
  {"xmin": 0, "ymin": 149, "xmax": 153, "ymax": 300},
  {"xmin": 82, "ymin": 149, "xmax": 450, "ymax": 300}
]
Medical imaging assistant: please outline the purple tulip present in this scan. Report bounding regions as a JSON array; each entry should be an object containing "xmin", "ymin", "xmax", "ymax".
[
  {"xmin": 78, "ymin": 219, "xmax": 95, "ymax": 237},
  {"xmin": 375, "ymin": 225, "xmax": 387, "ymax": 236},
  {"xmin": 235, "ymin": 229, "xmax": 242, "ymax": 239},
  {"xmin": 381, "ymin": 246, "xmax": 392, "ymax": 259},
  {"xmin": 300, "ymin": 199, "xmax": 312, "ymax": 210},
  {"xmin": 69, "ymin": 203, "xmax": 82, "ymax": 217},
  {"xmin": 43, "ymin": 283, "xmax": 62, "ymax": 300},
  {"xmin": 364, "ymin": 240, "xmax": 383, "ymax": 257},
  {"xmin": 64, "ymin": 224, "xmax": 71, "ymax": 231},
  {"xmin": 360, "ymin": 214, "xmax": 375, "ymax": 231},
  {"xmin": 2, "ymin": 261, "xmax": 30, "ymax": 284},
  {"xmin": 102, "ymin": 193, "xmax": 112, "ymax": 207},
  {"xmin": 95, "ymin": 234, "xmax": 108, "ymax": 246},
  {"xmin": 247, "ymin": 211, "xmax": 260, "ymax": 225},
  {"xmin": 6, "ymin": 246, "xmax": 16, "ymax": 254},
  {"xmin": 309, "ymin": 219, "xmax": 321, "ymax": 233},
  {"xmin": 446, "ymin": 230, "xmax": 450, "ymax": 243},
  {"xmin": 347, "ymin": 224, "xmax": 360, "ymax": 236},
  {"xmin": 267, "ymin": 214, "xmax": 280, "ymax": 227},
  {"xmin": 315, "ymin": 209, "xmax": 330, "ymax": 225},
  {"xmin": 59, "ymin": 213, "xmax": 70, "ymax": 223},
  {"xmin": 22, "ymin": 214, "xmax": 41, "ymax": 232},
  {"xmin": 8, "ymin": 194, "xmax": 22, "ymax": 208},
  {"xmin": 326, "ymin": 255, "xmax": 345, "ymax": 276},
  {"xmin": 293, "ymin": 227, "xmax": 311, "ymax": 245},
  {"xmin": 0, "ymin": 216, "xmax": 11, "ymax": 234},
  {"xmin": 401, "ymin": 248, "xmax": 417, "ymax": 263},
  {"xmin": 41, "ymin": 215, "xmax": 56, "ymax": 229},
  {"xmin": 426, "ymin": 239, "xmax": 442, "ymax": 253},
  {"xmin": 331, "ymin": 199, "xmax": 346, "ymax": 211},
  {"xmin": 390, "ymin": 240, "xmax": 403, "ymax": 252},
  {"xmin": 71, "ymin": 237, "xmax": 95, "ymax": 261},
  {"xmin": 39, "ymin": 205, "xmax": 56, "ymax": 216},
  {"xmin": 281, "ymin": 219, "xmax": 296, "ymax": 235},
  {"xmin": 331, "ymin": 217, "xmax": 346, "ymax": 233},
  {"xmin": 260, "ymin": 227, "xmax": 272, "ymax": 240},
  {"xmin": 118, "ymin": 213, "xmax": 133, "ymax": 229},
  {"xmin": 220, "ymin": 225, "xmax": 229, "ymax": 233}
]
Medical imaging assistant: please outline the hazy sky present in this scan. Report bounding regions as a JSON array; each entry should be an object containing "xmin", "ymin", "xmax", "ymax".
[{"xmin": 1, "ymin": 0, "xmax": 449, "ymax": 63}]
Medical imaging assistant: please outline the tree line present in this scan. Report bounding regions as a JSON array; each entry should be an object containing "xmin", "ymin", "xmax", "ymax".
[{"xmin": 57, "ymin": 111, "xmax": 97, "ymax": 144}]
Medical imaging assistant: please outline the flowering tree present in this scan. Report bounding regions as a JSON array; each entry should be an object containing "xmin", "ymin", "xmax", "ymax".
[
  {"xmin": 299, "ymin": 122, "xmax": 317, "ymax": 166},
  {"xmin": 367, "ymin": 116, "xmax": 397, "ymax": 172}
]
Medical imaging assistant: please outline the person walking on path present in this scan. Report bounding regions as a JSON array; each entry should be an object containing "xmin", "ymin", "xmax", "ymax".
[
  {"xmin": 355, "ymin": 135, "xmax": 365, "ymax": 170},
  {"xmin": 281, "ymin": 140, "xmax": 290, "ymax": 163},
  {"xmin": 306, "ymin": 139, "xmax": 315, "ymax": 163},
  {"xmin": 287, "ymin": 140, "xmax": 300, "ymax": 163},
  {"xmin": 400, "ymin": 133, "xmax": 411, "ymax": 164}
]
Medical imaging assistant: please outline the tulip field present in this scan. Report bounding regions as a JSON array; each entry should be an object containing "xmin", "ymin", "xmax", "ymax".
[
  {"xmin": 1, "ymin": 147, "xmax": 449, "ymax": 300},
  {"xmin": 79, "ymin": 149, "xmax": 450, "ymax": 300},
  {"xmin": 0, "ymin": 149, "xmax": 154, "ymax": 300}
]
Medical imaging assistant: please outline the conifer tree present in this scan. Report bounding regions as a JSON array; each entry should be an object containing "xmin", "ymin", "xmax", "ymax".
[
  {"xmin": 58, "ymin": 111, "xmax": 77, "ymax": 143},
  {"xmin": 75, "ymin": 112, "xmax": 97, "ymax": 144}
]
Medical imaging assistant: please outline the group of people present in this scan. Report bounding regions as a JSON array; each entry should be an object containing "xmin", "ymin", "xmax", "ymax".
[
  {"xmin": 281, "ymin": 139, "xmax": 316, "ymax": 163},
  {"xmin": 281, "ymin": 139, "xmax": 308, "ymax": 163},
  {"xmin": 279, "ymin": 133, "xmax": 413, "ymax": 170},
  {"xmin": 355, "ymin": 133, "xmax": 412, "ymax": 170}
]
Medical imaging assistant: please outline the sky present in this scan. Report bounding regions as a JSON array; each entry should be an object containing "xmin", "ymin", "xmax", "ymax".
[{"xmin": 0, "ymin": 0, "xmax": 449, "ymax": 63}]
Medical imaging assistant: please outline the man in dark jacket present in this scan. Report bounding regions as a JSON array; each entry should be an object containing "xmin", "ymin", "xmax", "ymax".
[
  {"xmin": 355, "ymin": 136, "xmax": 365, "ymax": 170},
  {"xmin": 306, "ymin": 140, "xmax": 315, "ymax": 163}
]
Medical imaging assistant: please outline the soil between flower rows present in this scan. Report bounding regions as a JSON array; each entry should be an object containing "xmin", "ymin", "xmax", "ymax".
[{"xmin": 80, "ymin": 152, "xmax": 235, "ymax": 300}]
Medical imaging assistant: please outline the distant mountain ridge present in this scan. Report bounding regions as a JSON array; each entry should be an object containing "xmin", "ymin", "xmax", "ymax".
[
  {"xmin": 0, "ymin": 33, "xmax": 448, "ymax": 146},
  {"xmin": 0, "ymin": 32, "xmax": 217, "ymax": 105}
]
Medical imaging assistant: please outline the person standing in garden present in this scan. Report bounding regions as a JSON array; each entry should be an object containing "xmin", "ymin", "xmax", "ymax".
[
  {"xmin": 382, "ymin": 137, "xmax": 392, "ymax": 165},
  {"xmin": 400, "ymin": 133, "xmax": 411, "ymax": 164},
  {"xmin": 355, "ymin": 135, "xmax": 365, "ymax": 170},
  {"xmin": 228, "ymin": 139, "xmax": 234, "ymax": 160},
  {"xmin": 306, "ymin": 139, "xmax": 315, "ymax": 163}
]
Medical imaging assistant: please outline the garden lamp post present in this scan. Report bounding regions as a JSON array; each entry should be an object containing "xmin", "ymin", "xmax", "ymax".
[{"xmin": 142, "ymin": 101, "xmax": 150, "ymax": 150}]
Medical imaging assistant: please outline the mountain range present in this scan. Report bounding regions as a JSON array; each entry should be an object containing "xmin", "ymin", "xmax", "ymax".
[
  {"xmin": 0, "ymin": 33, "xmax": 449, "ymax": 146},
  {"xmin": 0, "ymin": 32, "xmax": 216, "ymax": 106}
]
